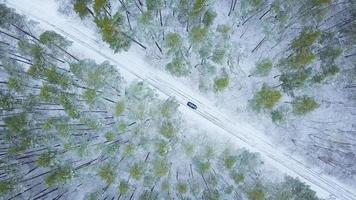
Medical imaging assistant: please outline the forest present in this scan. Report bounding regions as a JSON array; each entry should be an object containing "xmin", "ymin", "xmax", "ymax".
[{"xmin": 0, "ymin": 0, "xmax": 355, "ymax": 199}]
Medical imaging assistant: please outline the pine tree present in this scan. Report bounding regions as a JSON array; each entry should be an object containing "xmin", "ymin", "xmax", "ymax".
[
  {"xmin": 252, "ymin": 59, "xmax": 273, "ymax": 77},
  {"xmin": 45, "ymin": 166, "xmax": 74, "ymax": 187},
  {"xmin": 165, "ymin": 32, "xmax": 182, "ymax": 54},
  {"xmin": 274, "ymin": 177, "xmax": 318, "ymax": 200},
  {"xmin": 189, "ymin": 26, "xmax": 209, "ymax": 45},
  {"xmin": 247, "ymin": 184, "xmax": 265, "ymax": 200},
  {"xmin": 39, "ymin": 31, "xmax": 72, "ymax": 50},
  {"xmin": 250, "ymin": 84, "xmax": 282, "ymax": 112},
  {"xmin": 202, "ymin": 9, "xmax": 217, "ymax": 27},
  {"xmin": 94, "ymin": 14, "xmax": 131, "ymax": 52},
  {"xmin": 73, "ymin": 0, "xmax": 93, "ymax": 19},
  {"xmin": 153, "ymin": 159, "xmax": 169, "ymax": 177},
  {"xmin": 115, "ymin": 100, "xmax": 125, "ymax": 116},
  {"xmin": 0, "ymin": 181, "xmax": 14, "ymax": 195},
  {"xmin": 165, "ymin": 56, "xmax": 189, "ymax": 76},
  {"xmin": 214, "ymin": 75, "xmax": 229, "ymax": 92},
  {"xmin": 176, "ymin": 182, "xmax": 189, "ymax": 194},
  {"xmin": 292, "ymin": 96, "xmax": 319, "ymax": 115},
  {"xmin": 93, "ymin": 0, "xmax": 109, "ymax": 15},
  {"xmin": 99, "ymin": 163, "xmax": 116, "ymax": 185},
  {"xmin": 130, "ymin": 163, "xmax": 144, "ymax": 180}
]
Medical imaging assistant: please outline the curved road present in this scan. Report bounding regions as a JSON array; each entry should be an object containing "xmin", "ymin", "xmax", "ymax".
[{"xmin": 6, "ymin": 1, "xmax": 356, "ymax": 199}]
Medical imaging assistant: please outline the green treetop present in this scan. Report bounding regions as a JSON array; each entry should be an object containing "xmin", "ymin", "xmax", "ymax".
[
  {"xmin": 252, "ymin": 58, "xmax": 273, "ymax": 77},
  {"xmin": 176, "ymin": 182, "xmax": 189, "ymax": 194},
  {"xmin": 189, "ymin": 26, "xmax": 209, "ymax": 45},
  {"xmin": 166, "ymin": 56, "xmax": 189, "ymax": 76},
  {"xmin": 202, "ymin": 9, "xmax": 217, "ymax": 27},
  {"xmin": 115, "ymin": 100, "xmax": 125, "ymax": 116},
  {"xmin": 94, "ymin": 13, "xmax": 131, "ymax": 52},
  {"xmin": 160, "ymin": 121, "xmax": 178, "ymax": 139},
  {"xmin": 292, "ymin": 96, "xmax": 319, "ymax": 115},
  {"xmin": 222, "ymin": 153, "xmax": 238, "ymax": 170},
  {"xmin": 146, "ymin": 0, "xmax": 163, "ymax": 11},
  {"xmin": 247, "ymin": 184, "xmax": 266, "ymax": 200},
  {"xmin": 99, "ymin": 163, "xmax": 116, "ymax": 185},
  {"xmin": 39, "ymin": 31, "xmax": 72, "ymax": 50},
  {"xmin": 73, "ymin": 0, "xmax": 92, "ymax": 19},
  {"xmin": 165, "ymin": 32, "xmax": 182, "ymax": 54},
  {"xmin": 190, "ymin": 0, "xmax": 209, "ymax": 20},
  {"xmin": 130, "ymin": 163, "xmax": 144, "ymax": 180},
  {"xmin": 0, "ymin": 181, "xmax": 14, "ymax": 195},
  {"xmin": 291, "ymin": 28, "xmax": 321, "ymax": 51},
  {"xmin": 250, "ymin": 84, "xmax": 282, "ymax": 112},
  {"xmin": 274, "ymin": 176, "xmax": 318, "ymax": 200},
  {"xmin": 45, "ymin": 165, "xmax": 74, "ymax": 187},
  {"xmin": 0, "ymin": 4, "xmax": 24, "ymax": 28},
  {"xmin": 93, "ymin": 0, "xmax": 109, "ymax": 15},
  {"xmin": 118, "ymin": 180, "xmax": 130, "ymax": 194},
  {"xmin": 153, "ymin": 159, "xmax": 169, "ymax": 177},
  {"xmin": 214, "ymin": 75, "xmax": 229, "ymax": 92},
  {"xmin": 0, "ymin": 92, "xmax": 14, "ymax": 111}
]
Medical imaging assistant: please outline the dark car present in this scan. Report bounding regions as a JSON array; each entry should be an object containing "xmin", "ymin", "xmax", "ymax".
[{"xmin": 187, "ymin": 102, "xmax": 197, "ymax": 109}]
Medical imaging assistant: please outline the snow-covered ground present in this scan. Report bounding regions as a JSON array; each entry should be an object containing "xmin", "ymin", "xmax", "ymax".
[{"xmin": 5, "ymin": 0, "xmax": 356, "ymax": 199}]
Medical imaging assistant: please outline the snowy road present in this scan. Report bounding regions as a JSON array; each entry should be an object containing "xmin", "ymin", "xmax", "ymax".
[{"xmin": 6, "ymin": 0, "xmax": 356, "ymax": 199}]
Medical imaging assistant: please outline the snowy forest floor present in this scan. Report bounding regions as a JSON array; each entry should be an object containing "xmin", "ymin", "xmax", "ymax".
[{"xmin": 4, "ymin": 0, "xmax": 356, "ymax": 199}]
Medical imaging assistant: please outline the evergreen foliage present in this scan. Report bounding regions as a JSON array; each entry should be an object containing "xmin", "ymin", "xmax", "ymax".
[
  {"xmin": 166, "ymin": 56, "xmax": 189, "ymax": 76},
  {"xmin": 214, "ymin": 76, "xmax": 229, "ymax": 92},
  {"xmin": 252, "ymin": 59, "xmax": 273, "ymax": 77},
  {"xmin": 1, "ymin": 1, "xmax": 352, "ymax": 199},
  {"xmin": 45, "ymin": 166, "xmax": 73, "ymax": 187},
  {"xmin": 292, "ymin": 96, "xmax": 319, "ymax": 115},
  {"xmin": 250, "ymin": 84, "xmax": 282, "ymax": 112},
  {"xmin": 73, "ymin": 0, "xmax": 91, "ymax": 19}
]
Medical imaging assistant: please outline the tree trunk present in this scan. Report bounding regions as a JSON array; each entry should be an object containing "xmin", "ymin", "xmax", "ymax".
[
  {"xmin": 0, "ymin": 29, "xmax": 21, "ymax": 40},
  {"xmin": 33, "ymin": 187, "xmax": 59, "ymax": 200},
  {"xmin": 155, "ymin": 41, "xmax": 163, "ymax": 53},
  {"xmin": 251, "ymin": 37, "xmax": 266, "ymax": 53},
  {"xmin": 86, "ymin": 6, "xmax": 95, "ymax": 18},
  {"xmin": 144, "ymin": 152, "xmax": 150, "ymax": 162},
  {"xmin": 201, "ymin": 173, "xmax": 210, "ymax": 192},
  {"xmin": 21, "ymin": 170, "xmax": 51, "ymax": 183},
  {"xmin": 122, "ymin": 32, "xmax": 146, "ymax": 49},
  {"xmin": 0, "ymin": 40, "xmax": 10, "ymax": 45},
  {"xmin": 345, "ymin": 53, "xmax": 356, "ymax": 58},
  {"xmin": 259, "ymin": 8, "xmax": 271, "ymax": 20},
  {"xmin": 129, "ymin": 189, "xmax": 136, "ymax": 200},
  {"xmin": 138, "ymin": 0, "xmax": 143, "ymax": 6},
  {"xmin": 126, "ymin": 12, "xmax": 132, "ymax": 30},
  {"xmin": 8, "ymin": 182, "xmax": 42, "ymax": 200},
  {"xmin": 228, "ymin": 0, "xmax": 234, "ymax": 16}
]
